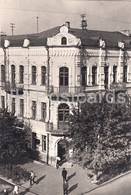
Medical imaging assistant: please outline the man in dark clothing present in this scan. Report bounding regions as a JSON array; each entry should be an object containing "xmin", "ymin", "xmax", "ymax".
[{"xmin": 62, "ymin": 168, "xmax": 67, "ymax": 181}]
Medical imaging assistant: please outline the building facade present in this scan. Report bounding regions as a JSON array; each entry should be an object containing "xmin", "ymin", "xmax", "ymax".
[{"xmin": 0, "ymin": 23, "xmax": 131, "ymax": 165}]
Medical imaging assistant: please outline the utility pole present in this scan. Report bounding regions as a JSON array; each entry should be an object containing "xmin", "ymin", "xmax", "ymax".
[
  {"xmin": 36, "ymin": 16, "xmax": 39, "ymax": 33},
  {"xmin": 10, "ymin": 23, "xmax": 15, "ymax": 36}
]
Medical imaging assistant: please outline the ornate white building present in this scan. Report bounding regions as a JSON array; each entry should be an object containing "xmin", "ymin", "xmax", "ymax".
[{"xmin": 0, "ymin": 22, "xmax": 131, "ymax": 165}]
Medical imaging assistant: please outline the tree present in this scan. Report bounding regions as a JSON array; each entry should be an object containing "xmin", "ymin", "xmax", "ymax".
[
  {"xmin": 68, "ymin": 92, "xmax": 131, "ymax": 176},
  {"xmin": 0, "ymin": 108, "xmax": 32, "ymax": 162}
]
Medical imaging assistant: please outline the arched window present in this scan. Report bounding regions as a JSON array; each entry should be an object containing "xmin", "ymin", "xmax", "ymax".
[
  {"xmin": 11, "ymin": 65, "xmax": 15, "ymax": 84},
  {"xmin": 1, "ymin": 65, "xmax": 5, "ymax": 82},
  {"xmin": 19, "ymin": 65, "xmax": 24, "ymax": 84},
  {"xmin": 58, "ymin": 103, "xmax": 69, "ymax": 129},
  {"xmin": 61, "ymin": 37, "xmax": 67, "ymax": 45},
  {"xmin": 59, "ymin": 67, "xmax": 69, "ymax": 92},
  {"xmin": 41, "ymin": 66, "xmax": 46, "ymax": 85},
  {"xmin": 81, "ymin": 66, "xmax": 87, "ymax": 86},
  {"xmin": 32, "ymin": 66, "xmax": 36, "ymax": 85}
]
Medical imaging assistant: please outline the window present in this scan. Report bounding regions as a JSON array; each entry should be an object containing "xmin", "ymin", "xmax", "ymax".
[
  {"xmin": 92, "ymin": 66, "xmax": 97, "ymax": 85},
  {"xmin": 41, "ymin": 66, "xmax": 46, "ymax": 85},
  {"xmin": 41, "ymin": 102, "xmax": 46, "ymax": 121},
  {"xmin": 59, "ymin": 67, "xmax": 68, "ymax": 86},
  {"xmin": 113, "ymin": 66, "xmax": 117, "ymax": 83},
  {"xmin": 12, "ymin": 98, "xmax": 15, "ymax": 114},
  {"xmin": 1, "ymin": 65, "xmax": 5, "ymax": 82},
  {"xmin": 58, "ymin": 103, "xmax": 69, "ymax": 129},
  {"xmin": 19, "ymin": 65, "xmax": 24, "ymax": 84},
  {"xmin": 32, "ymin": 101, "xmax": 36, "ymax": 119},
  {"xmin": 61, "ymin": 37, "xmax": 67, "ymax": 45},
  {"xmin": 20, "ymin": 99, "xmax": 24, "ymax": 117},
  {"xmin": 11, "ymin": 65, "xmax": 15, "ymax": 84},
  {"xmin": 104, "ymin": 66, "xmax": 109, "ymax": 88},
  {"xmin": 42, "ymin": 135, "xmax": 46, "ymax": 152},
  {"xmin": 1, "ymin": 96, "xmax": 5, "ymax": 110},
  {"xmin": 123, "ymin": 65, "xmax": 127, "ymax": 83},
  {"xmin": 81, "ymin": 66, "xmax": 87, "ymax": 86},
  {"xmin": 32, "ymin": 66, "xmax": 36, "ymax": 85}
]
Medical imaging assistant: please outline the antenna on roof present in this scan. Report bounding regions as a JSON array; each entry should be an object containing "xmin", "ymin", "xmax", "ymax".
[
  {"xmin": 81, "ymin": 14, "xmax": 87, "ymax": 32},
  {"xmin": 10, "ymin": 23, "xmax": 15, "ymax": 36}
]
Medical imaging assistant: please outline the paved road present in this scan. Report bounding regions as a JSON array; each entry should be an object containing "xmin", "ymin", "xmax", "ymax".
[{"xmin": 84, "ymin": 172, "xmax": 131, "ymax": 195}]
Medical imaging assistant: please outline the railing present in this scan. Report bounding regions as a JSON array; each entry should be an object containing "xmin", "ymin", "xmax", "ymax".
[
  {"xmin": 2, "ymin": 81, "xmax": 24, "ymax": 94},
  {"xmin": 47, "ymin": 86, "xmax": 86, "ymax": 94},
  {"xmin": 46, "ymin": 122, "xmax": 70, "ymax": 135}
]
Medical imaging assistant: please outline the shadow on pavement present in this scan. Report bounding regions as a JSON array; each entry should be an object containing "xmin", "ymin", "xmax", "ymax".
[
  {"xmin": 67, "ymin": 172, "xmax": 76, "ymax": 182},
  {"xmin": 68, "ymin": 183, "xmax": 78, "ymax": 194},
  {"xmin": 20, "ymin": 187, "xmax": 30, "ymax": 195},
  {"xmin": 35, "ymin": 175, "xmax": 46, "ymax": 185}
]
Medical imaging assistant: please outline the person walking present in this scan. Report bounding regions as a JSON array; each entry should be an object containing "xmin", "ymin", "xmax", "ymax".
[
  {"xmin": 3, "ymin": 189, "xmax": 9, "ymax": 195},
  {"xmin": 63, "ymin": 180, "xmax": 68, "ymax": 195},
  {"xmin": 62, "ymin": 168, "xmax": 67, "ymax": 181},
  {"xmin": 30, "ymin": 170, "xmax": 35, "ymax": 186},
  {"xmin": 13, "ymin": 185, "xmax": 19, "ymax": 195}
]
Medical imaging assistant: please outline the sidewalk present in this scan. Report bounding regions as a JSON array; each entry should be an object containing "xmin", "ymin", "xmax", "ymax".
[{"xmin": 19, "ymin": 161, "xmax": 96, "ymax": 195}]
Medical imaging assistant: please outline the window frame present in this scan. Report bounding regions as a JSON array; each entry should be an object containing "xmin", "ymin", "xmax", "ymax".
[
  {"xmin": 42, "ymin": 135, "xmax": 46, "ymax": 152},
  {"xmin": 32, "ymin": 66, "xmax": 37, "ymax": 85}
]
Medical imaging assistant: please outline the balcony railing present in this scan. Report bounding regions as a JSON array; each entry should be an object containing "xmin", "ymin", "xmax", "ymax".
[
  {"xmin": 47, "ymin": 86, "xmax": 85, "ymax": 95},
  {"xmin": 46, "ymin": 122, "xmax": 70, "ymax": 136},
  {"xmin": 2, "ymin": 81, "xmax": 24, "ymax": 95}
]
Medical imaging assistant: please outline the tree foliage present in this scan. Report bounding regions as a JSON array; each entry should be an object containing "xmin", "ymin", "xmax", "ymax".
[
  {"xmin": 0, "ymin": 109, "xmax": 32, "ymax": 162},
  {"xmin": 68, "ymin": 93, "xmax": 131, "ymax": 174}
]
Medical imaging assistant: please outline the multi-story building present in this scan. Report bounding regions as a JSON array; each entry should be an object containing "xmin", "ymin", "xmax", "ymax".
[{"xmin": 0, "ymin": 21, "xmax": 131, "ymax": 166}]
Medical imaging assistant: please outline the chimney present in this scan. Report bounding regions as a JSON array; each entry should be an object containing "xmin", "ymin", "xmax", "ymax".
[
  {"xmin": 65, "ymin": 21, "xmax": 70, "ymax": 29},
  {"xmin": 81, "ymin": 14, "xmax": 87, "ymax": 33}
]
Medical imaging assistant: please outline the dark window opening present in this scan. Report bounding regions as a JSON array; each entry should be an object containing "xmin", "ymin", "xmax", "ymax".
[
  {"xmin": 61, "ymin": 37, "xmax": 67, "ymax": 45},
  {"xmin": 32, "ymin": 66, "xmax": 36, "ymax": 85},
  {"xmin": 1, "ymin": 65, "xmax": 5, "ymax": 82},
  {"xmin": 92, "ymin": 66, "xmax": 97, "ymax": 85},
  {"xmin": 19, "ymin": 65, "xmax": 24, "ymax": 84},
  {"xmin": 81, "ymin": 66, "xmax": 87, "ymax": 86},
  {"xmin": 113, "ymin": 66, "xmax": 117, "ymax": 83},
  {"xmin": 123, "ymin": 65, "xmax": 127, "ymax": 83},
  {"xmin": 41, "ymin": 102, "xmax": 46, "ymax": 121},
  {"xmin": 11, "ymin": 65, "xmax": 15, "ymax": 84},
  {"xmin": 58, "ymin": 103, "xmax": 69, "ymax": 129},
  {"xmin": 32, "ymin": 101, "xmax": 36, "ymax": 119},
  {"xmin": 104, "ymin": 66, "xmax": 109, "ymax": 89},
  {"xmin": 12, "ymin": 98, "xmax": 15, "ymax": 114},
  {"xmin": 42, "ymin": 135, "xmax": 46, "ymax": 152},
  {"xmin": 1, "ymin": 96, "xmax": 5, "ymax": 110},
  {"xmin": 41, "ymin": 66, "xmax": 46, "ymax": 85},
  {"xmin": 20, "ymin": 99, "xmax": 24, "ymax": 117}
]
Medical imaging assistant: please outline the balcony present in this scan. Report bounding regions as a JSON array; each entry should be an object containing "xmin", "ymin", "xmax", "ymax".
[
  {"xmin": 47, "ymin": 86, "xmax": 85, "ymax": 95},
  {"xmin": 3, "ymin": 81, "xmax": 24, "ymax": 95},
  {"xmin": 46, "ymin": 122, "xmax": 70, "ymax": 136}
]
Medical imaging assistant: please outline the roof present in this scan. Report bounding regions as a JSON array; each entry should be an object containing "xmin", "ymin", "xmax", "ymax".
[{"xmin": 0, "ymin": 25, "xmax": 131, "ymax": 48}]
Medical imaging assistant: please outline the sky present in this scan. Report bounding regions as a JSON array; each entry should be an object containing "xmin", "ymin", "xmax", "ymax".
[{"xmin": 1, "ymin": 0, "xmax": 131, "ymax": 35}]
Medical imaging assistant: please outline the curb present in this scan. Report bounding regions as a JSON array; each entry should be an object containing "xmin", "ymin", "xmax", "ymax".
[{"xmin": 81, "ymin": 169, "xmax": 131, "ymax": 194}]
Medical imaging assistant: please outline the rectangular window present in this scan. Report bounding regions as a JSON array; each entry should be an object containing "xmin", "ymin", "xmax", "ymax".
[
  {"xmin": 20, "ymin": 99, "xmax": 24, "ymax": 117},
  {"xmin": 32, "ymin": 101, "xmax": 36, "ymax": 119},
  {"xmin": 11, "ymin": 65, "xmax": 15, "ymax": 84},
  {"xmin": 42, "ymin": 135, "xmax": 46, "ymax": 152},
  {"xmin": 92, "ymin": 66, "xmax": 97, "ymax": 85},
  {"xmin": 1, "ymin": 65, "xmax": 5, "ymax": 82},
  {"xmin": 32, "ymin": 66, "xmax": 36, "ymax": 85},
  {"xmin": 41, "ymin": 66, "xmax": 46, "ymax": 85},
  {"xmin": 41, "ymin": 102, "xmax": 46, "ymax": 121},
  {"xmin": 1, "ymin": 96, "xmax": 5, "ymax": 110},
  {"xmin": 113, "ymin": 66, "xmax": 117, "ymax": 83},
  {"xmin": 123, "ymin": 65, "xmax": 127, "ymax": 83},
  {"xmin": 19, "ymin": 66, "xmax": 24, "ymax": 84},
  {"xmin": 104, "ymin": 66, "xmax": 109, "ymax": 89},
  {"xmin": 12, "ymin": 98, "xmax": 15, "ymax": 114}
]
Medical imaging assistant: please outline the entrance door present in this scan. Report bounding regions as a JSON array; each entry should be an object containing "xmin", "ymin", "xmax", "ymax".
[
  {"xmin": 58, "ymin": 140, "xmax": 67, "ymax": 162},
  {"xmin": 59, "ymin": 67, "xmax": 69, "ymax": 93}
]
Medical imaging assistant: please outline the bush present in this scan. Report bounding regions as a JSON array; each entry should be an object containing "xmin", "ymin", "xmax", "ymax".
[{"xmin": 0, "ymin": 163, "xmax": 30, "ymax": 183}]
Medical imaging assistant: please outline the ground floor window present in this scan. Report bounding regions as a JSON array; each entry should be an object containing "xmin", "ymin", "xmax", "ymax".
[{"xmin": 42, "ymin": 135, "xmax": 46, "ymax": 152}]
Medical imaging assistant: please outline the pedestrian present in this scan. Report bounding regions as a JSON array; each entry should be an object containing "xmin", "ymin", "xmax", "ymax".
[
  {"xmin": 3, "ymin": 189, "xmax": 8, "ymax": 195},
  {"xmin": 63, "ymin": 180, "xmax": 68, "ymax": 195},
  {"xmin": 62, "ymin": 168, "xmax": 67, "ymax": 181},
  {"xmin": 30, "ymin": 170, "xmax": 35, "ymax": 186},
  {"xmin": 13, "ymin": 185, "xmax": 19, "ymax": 195},
  {"xmin": 56, "ymin": 156, "xmax": 61, "ymax": 169}
]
